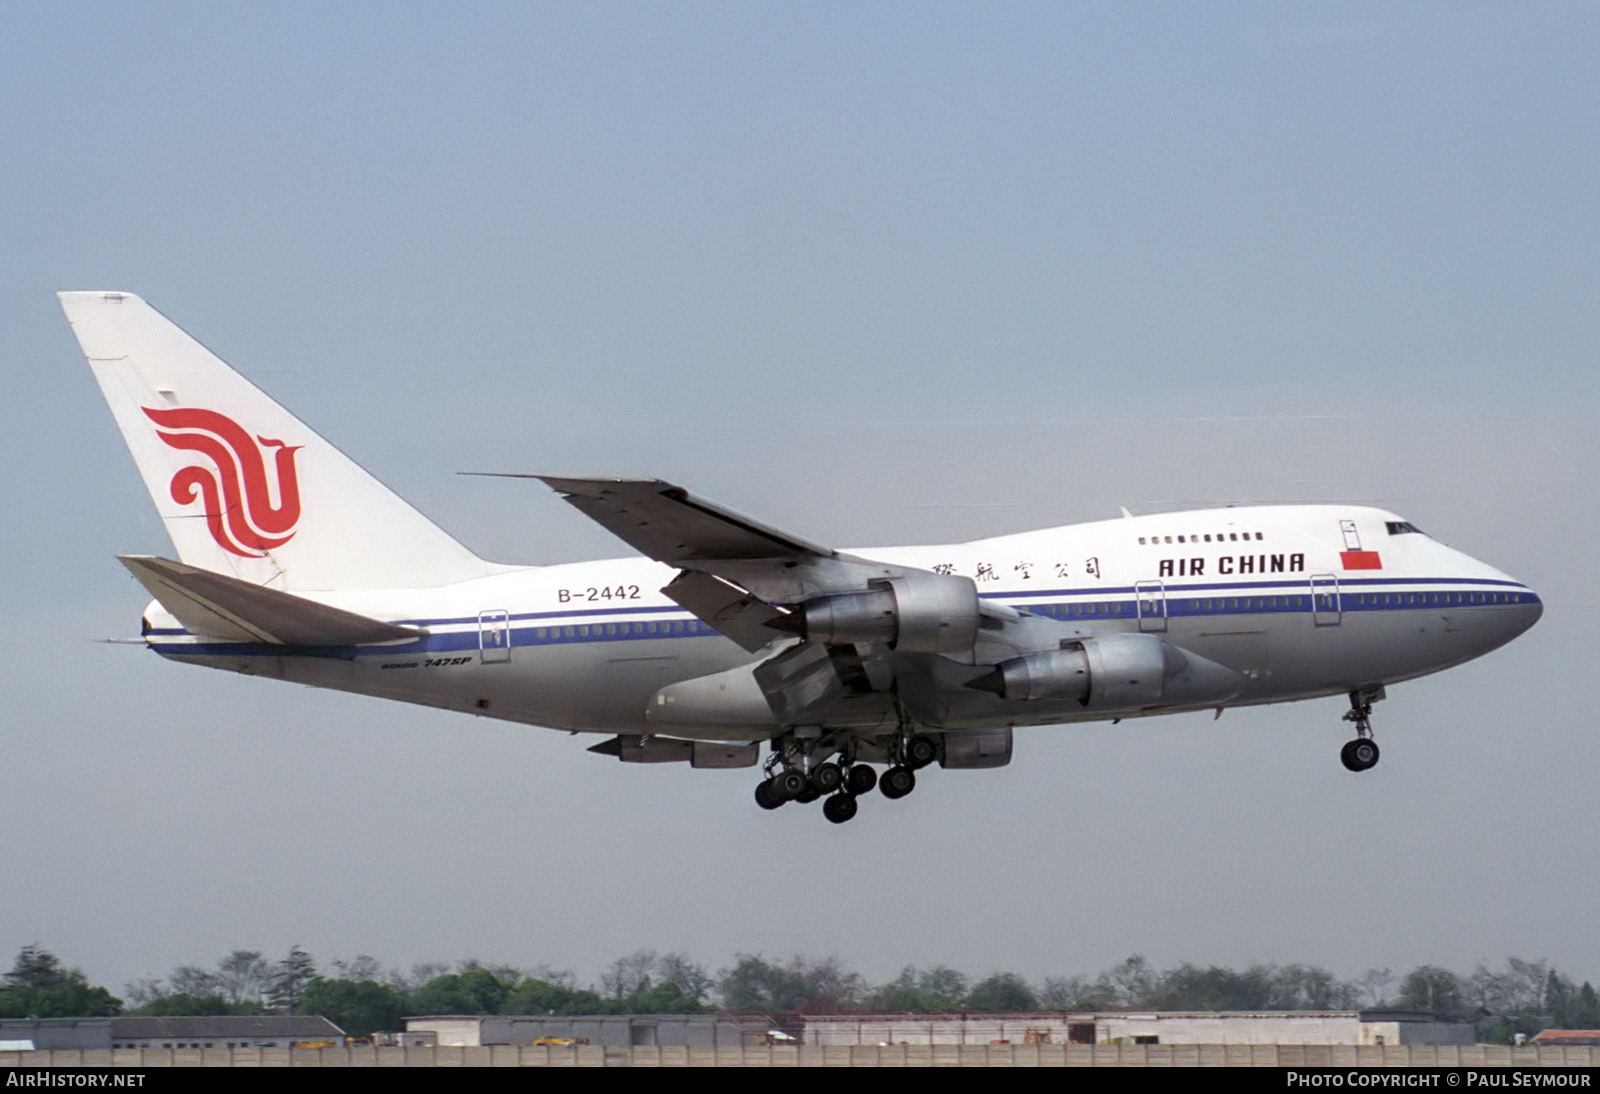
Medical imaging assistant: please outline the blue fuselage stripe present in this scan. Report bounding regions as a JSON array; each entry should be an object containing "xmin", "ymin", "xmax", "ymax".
[{"xmin": 145, "ymin": 578, "xmax": 1540, "ymax": 658}]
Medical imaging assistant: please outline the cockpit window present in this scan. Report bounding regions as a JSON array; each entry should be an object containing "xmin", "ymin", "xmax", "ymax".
[{"xmin": 1385, "ymin": 521, "xmax": 1425, "ymax": 536}]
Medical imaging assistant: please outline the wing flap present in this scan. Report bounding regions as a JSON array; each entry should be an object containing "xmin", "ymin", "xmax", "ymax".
[
  {"xmin": 660, "ymin": 570, "xmax": 786, "ymax": 653},
  {"xmin": 120, "ymin": 556, "xmax": 424, "ymax": 647},
  {"xmin": 751, "ymin": 642, "xmax": 847, "ymax": 723}
]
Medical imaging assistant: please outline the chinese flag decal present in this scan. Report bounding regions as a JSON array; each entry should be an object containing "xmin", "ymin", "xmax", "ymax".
[{"xmin": 1340, "ymin": 551, "xmax": 1383, "ymax": 570}]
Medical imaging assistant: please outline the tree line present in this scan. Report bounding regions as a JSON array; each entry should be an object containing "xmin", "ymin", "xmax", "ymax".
[{"xmin": 4, "ymin": 944, "xmax": 1596, "ymax": 1041}]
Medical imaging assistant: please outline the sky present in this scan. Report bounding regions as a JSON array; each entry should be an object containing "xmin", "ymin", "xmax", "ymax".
[{"xmin": 3, "ymin": 3, "xmax": 1597, "ymax": 998}]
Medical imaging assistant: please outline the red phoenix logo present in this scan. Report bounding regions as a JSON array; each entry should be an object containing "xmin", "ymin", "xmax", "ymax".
[{"xmin": 143, "ymin": 406, "xmax": 303, "ymax": 558}]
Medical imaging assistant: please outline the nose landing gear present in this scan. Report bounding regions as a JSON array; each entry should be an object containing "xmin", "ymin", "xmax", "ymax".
[
  {"xmin": 1340, "ymin": 737, "xmax": 1380, "ymax": 772},
  {"xmin": 1340, "ymin": 686, "xmax": 1384, "ymax": 772}
]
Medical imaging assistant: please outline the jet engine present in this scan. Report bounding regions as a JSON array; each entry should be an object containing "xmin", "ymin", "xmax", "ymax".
[
  {"xmin": 967, "ymin": 632, "xmax": 1246, "ymax": 712},
  {"xmin": 770, "ymin": 573, "xmax": 980, "ymax": 653}
]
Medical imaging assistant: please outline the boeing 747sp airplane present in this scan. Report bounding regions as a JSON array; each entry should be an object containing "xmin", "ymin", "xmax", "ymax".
[{"xmin": 62, "ymin": 292, "xmax": 1543, "ymax": 823}]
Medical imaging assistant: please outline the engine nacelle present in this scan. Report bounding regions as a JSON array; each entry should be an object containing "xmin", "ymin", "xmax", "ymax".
[
  {"xmin": 1080, "ymin": 631, "xmax": 1171, "ymax": 710},
  {"xmin": 976, "ymin": 646, "xmax": 1092, "ymax": 703},
  {"xmin": 778, "ymin": 573, "xmax": 980, "ymax": 653},
  {"xmin": 969, "ymin": 632, "xmax": 1246, "ymax": 712},
  {"xmin": 939, "ymin": 728, "xmax": 1012, "ymax": 769}
]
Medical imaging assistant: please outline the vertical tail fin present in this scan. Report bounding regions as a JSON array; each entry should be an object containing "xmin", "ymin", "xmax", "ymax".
[{"xmin": 61, "ymin": 291, "xmax": 496, "ymax": 591}]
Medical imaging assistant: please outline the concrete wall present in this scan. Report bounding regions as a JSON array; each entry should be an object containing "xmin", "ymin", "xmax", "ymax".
[{"xmin": 2, "ymin": 1043, "xmax": 1597, "ymax": 1067}]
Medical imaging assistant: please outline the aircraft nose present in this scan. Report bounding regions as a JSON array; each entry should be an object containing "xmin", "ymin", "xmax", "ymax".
[
  {"xmin": 1480, "ymin": 584, "xmax": 1542, "ymax": 653},
  {"xmin": 1511, "ymin": 587, "xmax": 1543, "ymax": 635}
]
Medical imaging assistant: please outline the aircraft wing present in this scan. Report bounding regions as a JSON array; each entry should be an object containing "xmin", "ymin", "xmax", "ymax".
[
  {"xmin": 519, "ymin": 475, "xmax": 928, "ymax": 652},
  {"xmin": 526, "ymin": 478, "xmax": 1097, "ymax": 728},
  {"xmin": 534, "ymin": 476, "xmax": 836, "ymax": 564}
]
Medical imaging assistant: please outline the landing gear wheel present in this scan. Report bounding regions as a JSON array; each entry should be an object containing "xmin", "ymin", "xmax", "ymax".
[
  {"xmin": 810, "ymin": 762, "xmax": 843, "ymax": 794},
  {"xmin": 880, "ymin": 766, "xmax": 916, "ymax": 800},
  {"xmin": 822, "ymin": 793, "xmax": 858, "ymax": 824},
  {"xmin": 1340, "ymin": 738, "xmax": 1380, "ymax": 772},
  {"xmin": 794, "ymin": 785, "xmax": 822, "ymax": 804},
  {"xmin": 754, "ymin": 779, "xmax": 784, "ymax": 810},
  {"xmin": 904, "ymin": 735, "xmax": 938, "ymax": 769},
  {"xmin": 846, "ymin": 764, "xmax": 877, "ymax": 796},
  {"xmin": 775, "ymin": 769, "xmax": 809, "ymax": 800}
]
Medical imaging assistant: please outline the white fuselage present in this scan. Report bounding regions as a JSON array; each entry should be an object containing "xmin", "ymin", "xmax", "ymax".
[{"xmin": 140, "ymin": 504, "xmax": 1542, "ymax": 743}]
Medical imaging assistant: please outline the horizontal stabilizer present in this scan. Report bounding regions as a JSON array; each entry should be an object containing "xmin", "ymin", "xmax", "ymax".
[{"xmin": 120, "ymin": 556, "xmax": 424, "ymax": 647}]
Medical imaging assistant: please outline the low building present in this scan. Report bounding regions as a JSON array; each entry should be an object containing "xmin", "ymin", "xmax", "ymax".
[
  {"xmin": 0, "ymin": 1019, "xmax": 112, "ymax": 1051},
  {"xmin": 1, "ymin": 1015, "xmax": 348, "ymax": 1051},
  {"xmin": 109, "ymin": 1015, "xmax": 346, "ymax": 1050},
  {"xmin": 1094, "ymin": 1011, "xmax": 1472, "ymax": 1047},
  {"xmin": 798, "ymin": 1010, "xmax": 1473, "ymax": 1047},
  {"xmin": 405, "ymin": 1013, "xmax": 787, "ymax": 1048}
]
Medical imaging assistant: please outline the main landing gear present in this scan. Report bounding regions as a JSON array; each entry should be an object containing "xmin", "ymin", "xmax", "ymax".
[
  {"xmin": 1339, "ymin": 686, "xmax": 1384, "ymax": 772},
  {"xmin": 754, "ymin": 733, "xmax": 939, "ymax": 823}
]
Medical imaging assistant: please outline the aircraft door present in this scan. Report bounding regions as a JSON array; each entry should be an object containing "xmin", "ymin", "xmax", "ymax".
[
  {"xmin": 1309, "ymin": 575, "xmax": 1341, "ymax": 626},
  {"xmin": 1135, "ymin": 580, "xmax": 1167, "ymax": 632},
  {"xmin": 478, "ymin": 609, "xmax": 512, "ymax": 663}
]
